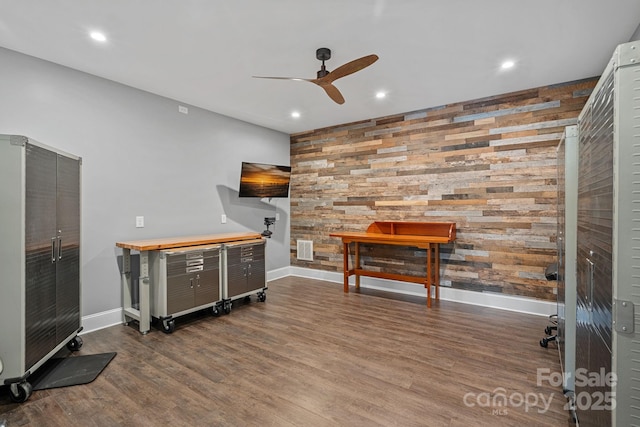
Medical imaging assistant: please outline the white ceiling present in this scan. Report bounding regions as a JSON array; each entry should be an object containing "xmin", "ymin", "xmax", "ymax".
[{"xmin": 1, "ymin": 1, "xmax": 639, "ymax": 135}]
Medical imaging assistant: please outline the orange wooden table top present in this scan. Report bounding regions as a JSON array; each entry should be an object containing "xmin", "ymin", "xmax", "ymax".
[{"xmin": 330, "ymin": 221, "xmax": 456, "ymax": 246}]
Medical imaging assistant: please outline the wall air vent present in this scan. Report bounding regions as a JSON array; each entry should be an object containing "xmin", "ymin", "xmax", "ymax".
[{"xmin": 297, "ymin": 240, "xmax": 313, "ymax": 261}]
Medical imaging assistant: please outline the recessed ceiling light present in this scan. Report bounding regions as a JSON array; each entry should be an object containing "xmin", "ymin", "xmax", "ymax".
[
  {"xmin": 501, "ymin": 60, "xmax": 515, "ymax": 70},
  {"xmin": 291, "ymin": 111, "xmax": 301, "ymax": 118},
  {"xmin": 376, "ymin": 91, "xmax": 386, "ymax": 99},
  {"xmin": 90, "ymin": 31, "xmax": 107, "ymax": 42}
]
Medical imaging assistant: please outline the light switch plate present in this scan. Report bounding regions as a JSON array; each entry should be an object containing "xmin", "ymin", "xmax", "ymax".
[{"xmin": 136, "ymin": 216, "xmax": 144, "ymax": 228}]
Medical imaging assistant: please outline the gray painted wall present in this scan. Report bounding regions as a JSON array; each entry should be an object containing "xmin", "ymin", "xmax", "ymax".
[{"xmin": 0, "ymin": 47, "xmax": 291, "ymax": 317}]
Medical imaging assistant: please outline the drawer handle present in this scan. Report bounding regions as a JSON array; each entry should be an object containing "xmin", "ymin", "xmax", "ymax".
[
  {"xmin": 186, "ymin": 265, "xmax": 203, "ymax": 273},
  {"xmin": 186, "ymin": 259, "xmax": 203, "ymax": 266}
]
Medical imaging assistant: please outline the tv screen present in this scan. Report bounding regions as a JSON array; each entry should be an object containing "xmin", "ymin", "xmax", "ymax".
[{"xmin": 238, "ymin": 162, "xmax": 292, "ymax": 198}]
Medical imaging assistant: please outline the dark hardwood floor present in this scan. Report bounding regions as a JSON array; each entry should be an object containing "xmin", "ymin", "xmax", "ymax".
[{"xmin": 1, "ymin": 277, "xmax": 571, "ymax": 426}]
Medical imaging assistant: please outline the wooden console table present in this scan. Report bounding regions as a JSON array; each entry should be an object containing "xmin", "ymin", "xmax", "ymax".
[
  {"xmin": 330, "ymin": 221, "xmax": 456, "ymax": 307},
  {"xmin": 116, "ymin": 232, "xmax": 262, "ymax": 334}
]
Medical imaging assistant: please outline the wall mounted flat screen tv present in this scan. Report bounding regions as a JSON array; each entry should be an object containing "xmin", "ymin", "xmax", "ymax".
[{"xmin": 238, "ymin": 162, "xmax": 292, "ymax": 198}]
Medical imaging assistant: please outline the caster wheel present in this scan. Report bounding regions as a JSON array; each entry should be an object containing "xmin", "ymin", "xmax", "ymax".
[
  {"xmin": 224, "ymin": 302, "xmax": 232, "ymax": 315},
  {"xmin": 258, "ymin": 292, "xmax": 266, "ymax": 302},
  {"xmin": 66, "ymin": 335, "xmax": 83, "ymax": 351},
  {"xmin": 540, "ymin": 338, "xmax": 548, "ymax": 348},
  {"xmin": 162, "ymin": 319, "xmax": 176, "ymax": 334},
  {"xmin": 244, "ymin": 295, "xmax": 251, "ymax": 303},
  {"xmin": 9, "ymin": 381, "xmax": 32, "ymax": 403},
  {"xmin": 210, "ymin": 305, "xmax": 221, "ymax": 317}
]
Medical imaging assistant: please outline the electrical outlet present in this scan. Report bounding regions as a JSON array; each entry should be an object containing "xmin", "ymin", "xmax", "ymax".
[
  {"xmin": 136, "ymin": 216, "xmax": 144, "ymax": 228},
  {"xmin": 275, "ymin": 213, "xmax": 280, "ymax": 221},
  {"xmin": 221, "ymin": 214, "xmax": 227, "ymax": 224},
  {"xmin": 178, "ymin": 105, "xmax": 188, "ymax": 114}
]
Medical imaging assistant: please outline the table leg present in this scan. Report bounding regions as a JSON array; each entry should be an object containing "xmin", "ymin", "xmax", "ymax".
[
  {"xmin": 121, "ymin": 248, "xmax": 151, "ymax": 334},
  {"xmin": 121, "ymin": 248, "xmax": 132, "ymax": 324},
  {"xmin": 343, "ymin": 242, "xmax": 350, "ymax": 293},
  {"xmin": 426, "ymin": 244, "xmax": 432, "ymax": 308},
  {"xmin": 355, "ymin": 242, "xmax": 360, "ymax": 290},
  {"xmin": 138, "ymin": 250, "xmax": 151, "ymax": 334},
  {"xmin": 434, "ymin": 243, "xmax": 440, "ymax": 301}
]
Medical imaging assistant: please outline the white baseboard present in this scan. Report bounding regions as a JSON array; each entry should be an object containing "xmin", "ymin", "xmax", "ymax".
[
  {"xmin": 82, "ymin": 266, "xmax": 556, "ymax": 333},
  {"xmin": 288, "ymin": 266, "xmax": 556, "ymax": 317},
  {"xmin": 267, "ymin": 266, "xmax": 290, "ymax": 282},
  {"xmin": 81, "ymin": 307, "xmax": 123, "ymax": 335}
]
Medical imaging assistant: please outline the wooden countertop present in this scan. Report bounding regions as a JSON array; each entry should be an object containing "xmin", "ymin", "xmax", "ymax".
[{"xmin": 116, "ymin": 232, "xmax": 262, "ymax": 251}]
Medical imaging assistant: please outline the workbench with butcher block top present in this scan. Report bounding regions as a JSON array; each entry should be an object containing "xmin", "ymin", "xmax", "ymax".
[
  {"xmin": 330, "ymin": 221, "xmax": 456, "ymax": 307},
  {"xmin": 116, "ymin": 232, "xmax": 262, "ymax": 334}
]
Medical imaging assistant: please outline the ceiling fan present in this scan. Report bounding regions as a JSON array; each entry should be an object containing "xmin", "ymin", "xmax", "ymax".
[{"xmin": 253, "ymin": 48, "xmax": 379, "ymax": 105}]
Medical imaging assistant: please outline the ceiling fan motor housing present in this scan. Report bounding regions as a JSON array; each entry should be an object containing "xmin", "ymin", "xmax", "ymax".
[{"xmin": 316, "ymin": 47, "xmax": 331, "ymax": 61}]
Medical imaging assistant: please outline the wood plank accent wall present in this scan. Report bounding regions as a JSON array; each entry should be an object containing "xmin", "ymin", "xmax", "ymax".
[{"xmin": 289, "ymin": 77, "xmax": 598, "ymax": 301}]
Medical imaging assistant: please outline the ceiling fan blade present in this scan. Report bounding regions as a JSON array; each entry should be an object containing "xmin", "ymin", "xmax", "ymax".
[
  {"xmin": 313, "ymin": 82, "xmax": 345, "ymax": 104},
  {"xmin": 320, "ymin": 54, "xmax": 379, "ymax": 83},
  {"xmin": 252, "ymin": 76, "xmax": 312, "ymax": 82}
]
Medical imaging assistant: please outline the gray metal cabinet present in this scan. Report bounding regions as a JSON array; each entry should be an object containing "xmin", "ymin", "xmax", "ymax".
[
  {"xmin": 0, "ymin": 135, "xmax": 82, "ymax": 403},
  {"xmin": 574, "ymin": 40, "xmax": 640, "ymax": 427},
  {"xmin": 222, "ymin": 239, "xmax": 267, "ymax": 313},
  {"xmin": 150, "ymin": 244, "xmax": 222, "ymax": 333}
]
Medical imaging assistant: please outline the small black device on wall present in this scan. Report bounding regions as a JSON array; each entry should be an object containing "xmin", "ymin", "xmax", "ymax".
[
  {"xmin": 238, "ymin": 162, "xmax": 291, "ymax": 198},
  {"xmin": 262, "ymin": 217, "xmax": 276, "ymax": 238}
]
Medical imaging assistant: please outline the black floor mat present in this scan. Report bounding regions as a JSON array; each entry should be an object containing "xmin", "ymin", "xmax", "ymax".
[{"xmin": 30, "ymin": 352, "xmax": 116, "ymax": 391}]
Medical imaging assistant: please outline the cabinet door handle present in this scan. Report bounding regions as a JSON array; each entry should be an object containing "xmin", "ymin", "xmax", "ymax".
[
  {"xmin": 247, "ymin": 263, "xmax": 252, "ymax": 277},
  {"xmin": 51, "ymin": 237, "xmax": 56, "ymax": 263},
  {"xmin": 190, "ymin": 278, "xmax": 194, "ymax": 289},
  {"xmin": 196, "ymin": 274, "xmax": 200, "ymax": 287},
  {"xmin": 557, "ymin": 236, "xmax": 563, "ymax": 268},
  {"xmin": 586, "ymin": 258, "xmax": 594, "ymax": 312},
  {"xmin": 58, "ymin": 236, "xmax": 63, "ymax": 261}
]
